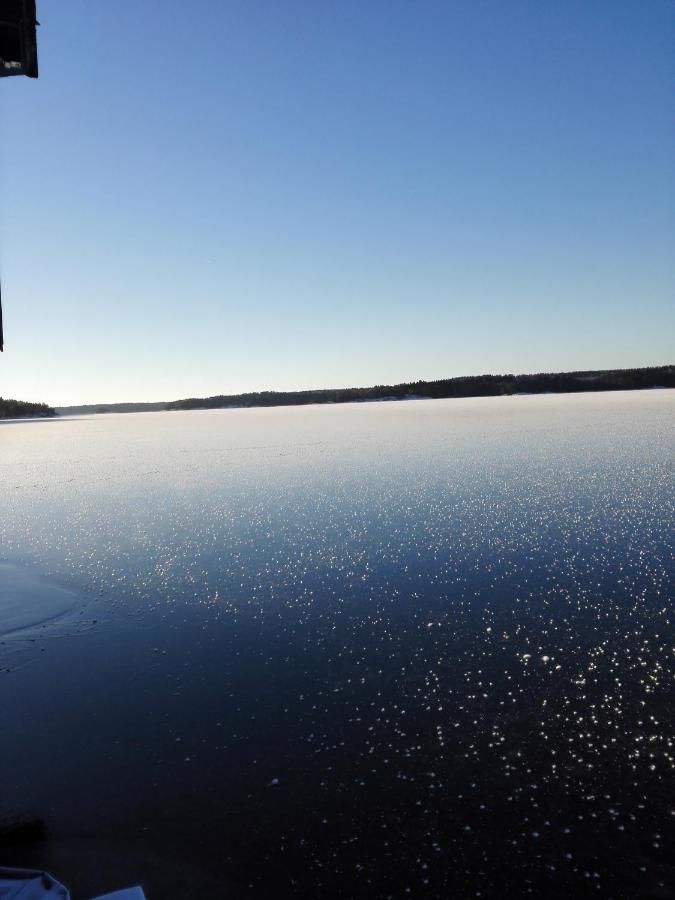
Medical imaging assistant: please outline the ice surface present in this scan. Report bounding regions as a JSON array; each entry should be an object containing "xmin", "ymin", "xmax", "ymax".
[
  {"xmin": 0, "ymin": 391, "xmax": 673, "ymax": 899},
  {"xmin": 0, "ymin": 563, "xmax": 81, "ymax": 637}
]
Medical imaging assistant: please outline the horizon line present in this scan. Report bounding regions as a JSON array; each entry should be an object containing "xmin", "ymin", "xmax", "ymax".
[{"xmin": 52, "ymin": 362, "xmax": 675, "ymax": 410}]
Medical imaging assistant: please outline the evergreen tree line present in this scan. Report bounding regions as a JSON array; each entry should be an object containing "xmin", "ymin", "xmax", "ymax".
[
  {"xmin": 0, "ymin": 397, "xmax": 56, "ymax": 418},
  {"xmin": 19, "ymin": 365, "xmax": 674, "ymax": 419},
  {"xmin": 166, "ymin": 365, "xmax": 675, "ymax": 411}
]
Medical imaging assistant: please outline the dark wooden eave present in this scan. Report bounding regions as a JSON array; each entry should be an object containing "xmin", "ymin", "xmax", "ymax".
[
  {"xmin": 1, "ymin": 0, "xmax": 38, "ymax": 350},
  {"xmin": 0, "ymin": 0, "xmax": 38, "ymax": 78}
]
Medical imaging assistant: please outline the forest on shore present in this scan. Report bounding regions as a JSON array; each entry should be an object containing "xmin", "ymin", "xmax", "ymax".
[
  {"xmin": 0, "ymin": 397, "xmax": 56, "ymax": 419},
  {"xmin": 12, "ymin": 364, "xmax": 672, "ymax": 419},
  {"xmin": 165, "ymin": 365, "xmax": 675, "ymax": 412}
]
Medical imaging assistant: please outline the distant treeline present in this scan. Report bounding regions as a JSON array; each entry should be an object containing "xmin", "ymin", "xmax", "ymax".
[
  {"xmin": 56, "ymin": 401, "xmax": 167, "ymax": 416},
  {"xmin": 166, "ymin": 365, "xmax": 675, "ymax": 411},
  {"xmin": 51, "ymin": 365, "xmax": 675, "ymax": 417},
  {"xmin": 0, "ymin": 397, "xmax": 56, "ymax": 419}
]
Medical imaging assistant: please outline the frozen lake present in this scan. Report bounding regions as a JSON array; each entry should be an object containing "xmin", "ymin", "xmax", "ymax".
[{"xmin": 1, "ymin": 392, "xmax": 673, "ymax": 898}]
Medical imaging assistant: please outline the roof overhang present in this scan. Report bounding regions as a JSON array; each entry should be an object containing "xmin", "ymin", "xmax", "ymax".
[{"xmin": 0, "ymin": 0, "xmax": 38, "ymax": 78}]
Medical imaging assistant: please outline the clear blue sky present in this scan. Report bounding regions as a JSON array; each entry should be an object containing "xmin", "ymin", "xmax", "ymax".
[{"xmin": 1, "ymin": 0, "xmax": 673, "ymax": 405}]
